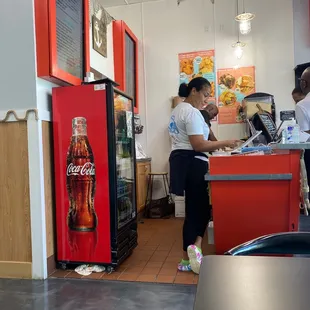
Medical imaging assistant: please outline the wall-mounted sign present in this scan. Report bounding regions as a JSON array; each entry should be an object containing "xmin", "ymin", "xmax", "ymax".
[
  {"xmin": 34, "ymin": 0, "xmax": 90, "ymax": 86},
  {"xmin": 92, "ymin": 15, "xmax": 107, "ymax": 58},
  {"xmin": 217, "ymin": 66, "xmax": 256, "ymax": 124},
  {"xmin": 113, "ymin": 21, "xmax": 139, "ymax": 114}
]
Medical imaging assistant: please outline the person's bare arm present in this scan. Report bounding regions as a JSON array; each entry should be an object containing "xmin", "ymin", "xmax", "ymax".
[
  {"xmin": 208, "ymin": 128, "xmax": 217, "ymax": 141},
  {"xmin": 171, "ymin": 96, "xmax": 184, "ymax": 108},
  {"xmin": 189, "ymin": 135, "xmax": 239, "ymax": 152}
]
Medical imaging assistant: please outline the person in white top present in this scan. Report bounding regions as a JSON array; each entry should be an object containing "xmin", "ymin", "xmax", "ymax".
[
  {"xmin": 168, "ymin": 77, "xmax": 240, "ymax": 275},
  {"xmin": 296, "ymin": 67, "xmax": 310, "ymax": 199},
  {"xmin": 296, "ymin": 68, "xmax": 310, "ymax": 133}
]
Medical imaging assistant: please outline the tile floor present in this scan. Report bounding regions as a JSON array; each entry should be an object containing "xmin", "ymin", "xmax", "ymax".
[{"xmin": 50, "ymin": 218, "xmax": 215, "ymax": 284}]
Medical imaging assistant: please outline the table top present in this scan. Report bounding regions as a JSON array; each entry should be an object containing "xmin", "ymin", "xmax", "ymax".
[
  {"xmin": 271, "ymin": 143, "xmax": 310, "ymax": 149},
  {"xmin": 194, "ymin": 255, "xmax": 310, "ymax": 310}
]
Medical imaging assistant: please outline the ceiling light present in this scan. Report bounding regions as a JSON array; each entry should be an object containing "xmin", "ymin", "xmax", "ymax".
[
  {"xmin": 232, "ymin": 41, "xmax": 246, "ymax": 59},
  {"xmin": 235, "ymin": 12, "xmax": 255, "ymax": 34}
]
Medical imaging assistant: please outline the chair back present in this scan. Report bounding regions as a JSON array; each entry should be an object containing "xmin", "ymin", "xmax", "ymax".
[{"xmin": 225, "ymin": 232, "xmax": 310, "ymax": 256}]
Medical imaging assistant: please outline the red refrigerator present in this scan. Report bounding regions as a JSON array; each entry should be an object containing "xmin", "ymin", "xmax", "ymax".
[{"xmin": 52, "ymin": 79, "xmax": 137, "ymax": 271}]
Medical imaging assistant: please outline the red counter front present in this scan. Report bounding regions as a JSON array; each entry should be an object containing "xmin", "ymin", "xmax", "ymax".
[{"xmin": 209, "ymin": 151, "xmax": 300, "ymax": 254}]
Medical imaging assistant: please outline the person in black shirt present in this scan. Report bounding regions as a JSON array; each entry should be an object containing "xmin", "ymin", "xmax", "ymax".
[
  {"xmin": 292, "ymin": 86, "xmax": 305, "ymax": 104},
  {"xmin": 200, "ymin": 104, "xmax": 219, "ymax": 141}
]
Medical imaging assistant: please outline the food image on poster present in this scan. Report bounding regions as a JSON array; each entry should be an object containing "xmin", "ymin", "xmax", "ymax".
[
  {"xmin": 210, "ymin": 81, "xmax": 215, "ymax": 98},
  {"xmin": 199, "ymin": 56, "xmax": 214, "ymax": 74},
  {"xmin": 179, "ymin": 58, "xmax": 194, "ymax": 76},
  {"xmin": 217, "ymin": 66, "xmax": 255, "ymax": 124},
  {"xmin": 219, "ymin": 90, "xmax": 237, "ymax": 106},
  {"xmin": 236, "ymin": 75, "xmax": 255, "ymax": 94},
  {"xmin": 219, "ymin": 74, "xmax": 236, "ymax": 89}
]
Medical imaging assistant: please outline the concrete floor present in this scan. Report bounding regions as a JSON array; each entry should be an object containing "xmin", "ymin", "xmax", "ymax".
[{"xmin": 0, "ymin": 278, "xmax": 196, "ymax": 310}]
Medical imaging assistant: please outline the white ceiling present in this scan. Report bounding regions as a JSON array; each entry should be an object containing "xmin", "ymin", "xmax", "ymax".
[{"xmin": 98, "ymin": 0, "xmax": 162, "ymax": 8}]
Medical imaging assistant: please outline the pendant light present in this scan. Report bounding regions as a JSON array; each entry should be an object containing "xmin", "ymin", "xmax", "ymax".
[
  {"xmin": 235, "ymin": 0, "xmax": 255, "ymax": 35},
  {"xmin": 232, "ymin": 0, "xmax": 246, "ymax": 59},
  {"xmin": 232, "ymin": 41, "xmax": 246, "ymax": 59}
]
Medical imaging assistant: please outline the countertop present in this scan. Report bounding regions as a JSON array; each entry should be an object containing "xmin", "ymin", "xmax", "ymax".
[
  {"xmin": 136, "ymin": 157, "xmax": 151, "ymax": 162},
  {"xmin": 194, "ymin": 255, "xmax": 310, "ymax": 310},
  {"xmin": 271, "ymin": 143, "xmax": 310, "ymax": 150},
  {"xmin": 205, "ymin": 173, "xmax": 292, "ymax": 181}
]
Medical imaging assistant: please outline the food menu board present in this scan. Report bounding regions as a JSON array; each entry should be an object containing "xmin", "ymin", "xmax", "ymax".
[
  {"xmin": 178, "ymin": 50, "xmax": 217, "ymax": 121},
  {"xmin": 179, "ymin": 50, "xmax": 216, "ymax": 102},
  {"xmin": 56, "ymin": 0, "xmax": 84, "ymax": 80},
  {"xmin": 217, "ymin": 66, "xmax": 255, "ymax": 124}
]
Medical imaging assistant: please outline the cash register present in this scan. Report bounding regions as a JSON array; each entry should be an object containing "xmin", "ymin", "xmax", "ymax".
[{"xmin": 240, "ymin": 93, "xmax": 279, "ymax": 144}]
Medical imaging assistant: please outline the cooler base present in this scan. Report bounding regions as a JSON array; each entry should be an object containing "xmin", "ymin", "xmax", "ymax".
[
  {"xmin": 55, "ymin": 227, "xmax": 138, "ymax": 272},
  {"xmin": 111, "ymin": 227, "xmax": 138, "ymax": 266}
]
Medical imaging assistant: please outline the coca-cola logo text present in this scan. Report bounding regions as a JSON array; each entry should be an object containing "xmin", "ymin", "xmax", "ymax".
[{"xmin": 66, "ymin": 163, "xmax": 95, "ymax": 176}]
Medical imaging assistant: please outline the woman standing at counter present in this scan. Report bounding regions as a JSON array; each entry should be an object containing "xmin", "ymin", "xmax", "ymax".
[{"xmin": 168, "ymin": 77, "xmax": 239, "ymax": 274}]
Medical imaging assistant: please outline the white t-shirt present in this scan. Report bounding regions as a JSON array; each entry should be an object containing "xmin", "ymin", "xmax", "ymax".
[
  {"xmin": 296, "ymin": 93, "xmax": 310, "ymax": 131},
  {"xmin": 168, "ymin": 102, "xmax": 210, "ymax": 151}
]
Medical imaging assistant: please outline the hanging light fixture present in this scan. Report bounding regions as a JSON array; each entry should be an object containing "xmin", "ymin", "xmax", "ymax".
[
  {"xmin": 235, "ymin": 0, "xmax": 255, "ymax": 35},
  {"xmin": 232, "ymin": 41, "xmax": 246, "ymax": 59},
  {"xmin": 232, "ymin": 0, "xmax": 246, "ymax": 59}
]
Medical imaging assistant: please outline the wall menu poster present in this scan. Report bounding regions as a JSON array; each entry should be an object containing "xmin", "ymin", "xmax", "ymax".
[
  {"xmin": 56, "ymin": 0, "xmax": 84, "ymax": 80},
  {"xmin": 178, "ymin": 50, "xmax": 217, "ymax": 120},
  {"xmin": 217, "ymin": 66, "xmax": 256, "ymax": 124}
]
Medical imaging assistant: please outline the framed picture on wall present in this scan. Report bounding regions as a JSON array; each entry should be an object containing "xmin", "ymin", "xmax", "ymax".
[
  {"xmin": 92, "ymin": 15, "xmax": 107, "ymax": 58},
  {"xmin": 113, "ymin": 20, "xmax": 139, "ymax": 114},
  {"xmin": 34, "ymin": 0, "xmax": 90, "ymax": 86}
]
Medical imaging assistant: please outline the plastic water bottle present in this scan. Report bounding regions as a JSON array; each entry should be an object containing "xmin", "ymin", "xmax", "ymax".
[{"xmin": 283, "ymin": 119, "xmax": 300, "ymax": 144}]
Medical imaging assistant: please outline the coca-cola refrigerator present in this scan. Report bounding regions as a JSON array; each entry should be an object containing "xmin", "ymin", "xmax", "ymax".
[{"xmin": 52, "ymin": 79, "xmax": 137, "ymax": 271}]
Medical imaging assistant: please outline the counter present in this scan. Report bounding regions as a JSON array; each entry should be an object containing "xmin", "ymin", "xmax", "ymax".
[
  {"xmin": 136, "ymin": 157, "xmax": 152, "ymax": 162},
  {"xmin": 205, "ymin": 144, "xmax": 310, "ymax": 254},
  {"xmin": 136, "ymin": 158, "xmax": 152, "ymax": 214}
]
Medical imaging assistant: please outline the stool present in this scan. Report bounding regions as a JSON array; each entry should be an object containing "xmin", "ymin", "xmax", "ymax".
[{"xmin": 144, "ymin": 172, "xmax": 174, "ymax": 218}]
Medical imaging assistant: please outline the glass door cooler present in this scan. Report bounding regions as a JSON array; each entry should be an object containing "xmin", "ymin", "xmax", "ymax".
[{"xmin": 52, "ymin": 79, "xmax": 137, "ymax": 271}]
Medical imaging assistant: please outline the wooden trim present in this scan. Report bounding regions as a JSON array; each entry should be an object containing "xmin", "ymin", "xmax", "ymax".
[
  {"xmin": 113, "ymin": 20, "xmax": 139, "ymax": 114},
  {"xmin": 42, "ymin": 122, "xmax": 56, "ymax": 261},
  {"xmin": 47, "ymin": 255, "xmax": 56, "ymax": 276},
  {"xmin": 0, "ymin": 262, "xmax": 32, "ymax": 279}
]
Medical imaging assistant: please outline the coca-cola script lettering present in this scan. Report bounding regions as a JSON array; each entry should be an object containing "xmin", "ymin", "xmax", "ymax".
[{"xmin": 67, "ymin": 162, "xmax": 95, "ymax": 176}]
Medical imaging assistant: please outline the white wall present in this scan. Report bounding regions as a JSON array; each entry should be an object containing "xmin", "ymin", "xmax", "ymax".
[
  {"xmin": 104, "ymin": 0, "xmax": 296, "ymax": 172},
  {"xmin": 293, "ymin": 0, "xmax": 310, "ymax": 66},
  {"xmin": 0, "ymin": 0, "xmax": 37, "ymax": 111},
  {"xmin": 107, "ymin": 4, "xmax": 147, "ymax": 151},
  {"xmin": 217, "ymin": 0, "xmax": 295, "ymax": 138},
  {"xmin": 36, "ymin": 78, "xmax": 58, "ymax": 117}
]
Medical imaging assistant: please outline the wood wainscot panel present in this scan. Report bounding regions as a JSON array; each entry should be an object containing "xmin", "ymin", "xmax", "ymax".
[
  {"xmin": 0, "ymin": 122, "xmax": 32, "ymax": 263},
  {"xmin": 0, "ymin": 261, "xmax": 32, "ymax": 279},
  {"xmin": 42, "ymin": 121, "xmax": 56, "ymax": 275}
]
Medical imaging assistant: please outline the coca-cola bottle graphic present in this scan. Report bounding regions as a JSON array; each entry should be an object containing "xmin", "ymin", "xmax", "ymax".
[{"xmin": 66, "ymin": 117, "xmax": 97, "ymax": 231}]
